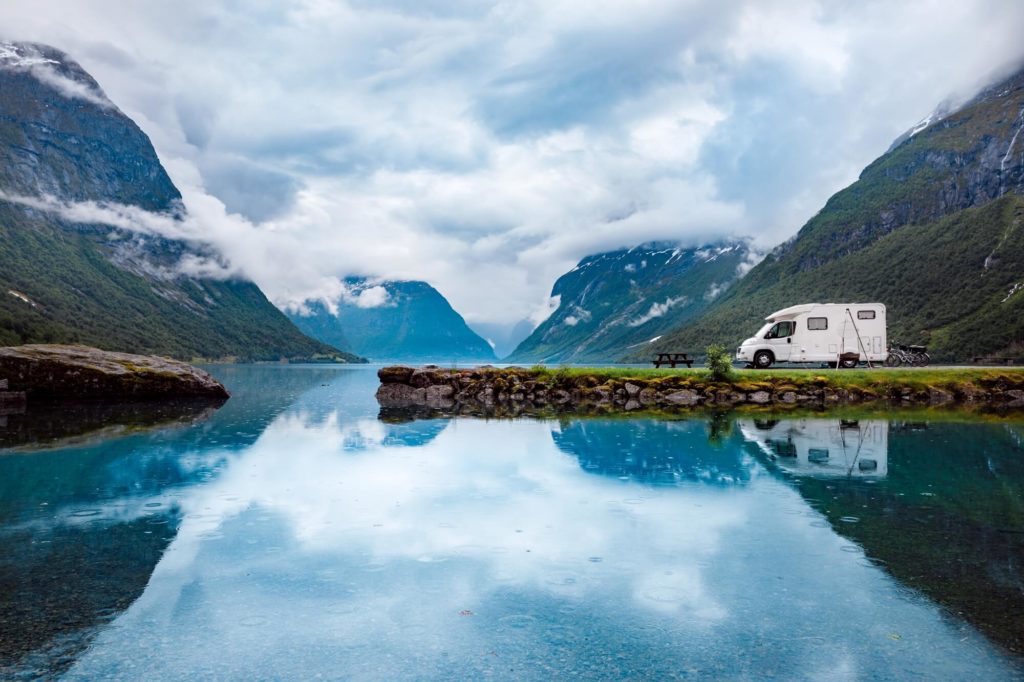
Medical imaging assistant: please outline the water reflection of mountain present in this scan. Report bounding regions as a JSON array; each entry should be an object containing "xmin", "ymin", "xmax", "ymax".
[
  {"xmin": 0, "ymin": 435, "xmax": 190, "ymax": 678},
  {"xmin": 0, "ymin": 366, "xmax": 367, "ymax": 677},
  {"xmin": 0, "ymin": 510, "xmax": 180, "ymax": 678},
  {"xmin": 739, "ymin": 417, "xmax": 1024, "ymax": 656},
  {"xmin": 551, "ymin": 417, "xmax": 753, "ymax": 486},
  {"xmin": 0, "ymin": 366, "xmax": 436, "ymax": 676}
]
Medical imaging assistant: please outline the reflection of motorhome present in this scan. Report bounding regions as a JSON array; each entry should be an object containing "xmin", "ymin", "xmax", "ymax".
[
  {"xmin": 738, "ymin": 418, "xmax": 888, "ymax": 478},
  {"xmin": 735, "ymin": 303, "xmax": 887, "ymax": 368}
]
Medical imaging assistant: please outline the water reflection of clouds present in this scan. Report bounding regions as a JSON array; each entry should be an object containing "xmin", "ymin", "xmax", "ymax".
[
  {"xmin": 61, "ymin": 407, "xmax": 1021, "ymax": 680},
  {"xmin": 154, "ymin": 414, "xmax": 745, "ymax": 620}
]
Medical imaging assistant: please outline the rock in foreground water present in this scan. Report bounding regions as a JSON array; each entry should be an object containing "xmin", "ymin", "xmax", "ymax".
[{"xmin": 0, "ymin": 345, "xmax": 229, "ymax": 401}]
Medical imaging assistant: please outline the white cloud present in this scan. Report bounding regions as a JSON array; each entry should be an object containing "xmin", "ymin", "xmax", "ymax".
[
  {"xmin": 29, "ymin": 63, "xmax": 114, "ymax": 108},
  {"xmin": 736, "ymin": 246, "xmax": 766, "ymax": 277},
  {"xmin": 704, "ymin": 282, "xmax": 726, "ymax": 301},
  {"xmin": 529, "ymin": 294, "xmax": 561, "ymax": 328},
  {"xmin": 0, "ymin": 1, "xmax": 1023, "ymax": 324},
  {"xmin": 350, "ymin": 284, "xmax": 390, "ymax": 309},
  {"xmin": 629, "ymin": 295, "xmax": 688, "ymax": 327}
]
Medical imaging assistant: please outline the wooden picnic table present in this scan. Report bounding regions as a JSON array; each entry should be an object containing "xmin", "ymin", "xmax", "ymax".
[{"xmin": 652, "ymin": 353, "xmax": 693, "ymax": 369}]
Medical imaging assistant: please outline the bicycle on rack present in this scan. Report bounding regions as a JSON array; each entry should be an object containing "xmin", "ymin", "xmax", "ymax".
[{"xmin": 884, "ymin": 343, "xmax": 930, "ymax": 367}]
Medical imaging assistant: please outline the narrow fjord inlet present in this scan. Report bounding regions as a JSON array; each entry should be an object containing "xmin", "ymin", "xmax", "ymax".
[{"xmin": 2, "ymin": 2, "xmax": 1024, "ymax": 680}]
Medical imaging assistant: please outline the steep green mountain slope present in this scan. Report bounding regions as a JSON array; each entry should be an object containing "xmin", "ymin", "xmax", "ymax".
[
  {"xmin": 0, "ymin": 42, "xmax": 357, "ymax": 362},
  {"xmin": 640, "ymin": 64, "xmax": 1024, "ymax": 362},
  {"xmin": 508, "ymin": 242, "xmax": 751, "ymax": 363},
  {"xmin": 289, "ymin": 278, "xmax": 496, "ymax": 362}
]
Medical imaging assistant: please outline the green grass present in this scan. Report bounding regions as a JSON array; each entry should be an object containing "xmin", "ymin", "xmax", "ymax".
[{"xmin": 510, "ymin": 365, "xmax": 1024, "ymax": 391}]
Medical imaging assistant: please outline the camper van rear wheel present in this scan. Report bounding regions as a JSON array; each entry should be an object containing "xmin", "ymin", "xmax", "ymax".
[
  {"xmin": 839, "ymin": 358, "xmax": 858, "ymax": 369},
  {"xmin": 753, "ymin": 351, "xmax": 774, "ymax": 369}
]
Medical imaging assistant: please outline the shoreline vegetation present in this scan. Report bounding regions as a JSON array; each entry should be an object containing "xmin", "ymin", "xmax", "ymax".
[{"xmin": 376, "ymin": 364, "xmax": 1024, "ymax": 414}]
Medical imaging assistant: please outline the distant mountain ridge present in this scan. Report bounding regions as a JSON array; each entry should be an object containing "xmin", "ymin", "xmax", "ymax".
[
  {"xmin": 508, "ymin": 241, "xmax": 752, "ymax": 363},
  {"xmin": 638, "ymin": 63, "xmax": 1024, "ymax": 362},
  {"xmin": 288, "ymin": 278, "xmax": 496, "ymax": 362},
  {"xmin": 0, "ymin": 41, "xmax": 358, "ymax": 362}
]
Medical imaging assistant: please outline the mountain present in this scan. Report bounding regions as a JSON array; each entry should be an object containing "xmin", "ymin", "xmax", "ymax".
[
  {"xmin": 638, "ymin": 64, "xmax": 1024, "ymax": 363},
  {"xmin": 507, "ymin": 241, "xmax": 752, "ymax": 363},
  {"xmin": 0, "ymin": 42, "xmax": 359, "ymax": 362},
  {"xmin": 288, "ymin": 278, "xmax": 496, "ymax": 362}
]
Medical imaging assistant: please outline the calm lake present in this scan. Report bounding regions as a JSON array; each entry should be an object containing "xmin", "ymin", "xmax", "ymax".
[{"xmin": 2, "ymin": 365, "xmax": 1024, "ymax": 680}]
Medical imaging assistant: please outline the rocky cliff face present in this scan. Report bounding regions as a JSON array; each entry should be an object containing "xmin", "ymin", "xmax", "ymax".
[
  {"xmin": 289, "ymin": 278, "xmax": 496, "ymax": 363},
  {"xmin": 508, "ymin": 241, "xmax": 753, "ymax": 363},
  {"xmin": 0, "ymin": 42, "xmax": 179, "ymax": 209},
  {"xmin": 0, "ymin": 42, "xmax": 355, "ymax": 362},
  {"xmin": 644, "ymin": 63, "xmax": 1024, "ymax": 362},
  {"xmin": 782, "ymin": 65, "xmax": 1024, "ymax": 273}
]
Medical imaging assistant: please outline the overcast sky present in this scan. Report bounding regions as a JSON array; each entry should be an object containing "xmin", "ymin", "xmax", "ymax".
[{"xmin": 2, "ymin": 0, "xmax": 1024, "ymax": 326}]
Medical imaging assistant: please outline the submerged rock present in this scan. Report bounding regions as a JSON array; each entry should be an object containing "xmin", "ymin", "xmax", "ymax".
[{"xmin": 0, "ymin": 344, "xmax": 229, "ymax": 401}]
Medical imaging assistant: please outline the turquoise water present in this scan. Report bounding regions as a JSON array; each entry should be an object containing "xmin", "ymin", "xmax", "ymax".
[{"xmin": 2, "ymin": 365, "xmax": 1023, "ymax": 680}]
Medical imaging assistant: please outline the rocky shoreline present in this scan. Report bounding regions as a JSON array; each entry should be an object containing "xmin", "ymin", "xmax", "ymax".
[
  {"xmin": 376, "ymin": 365, "xmax": 1024, "ymax": 413},
  {"xmin": 0, "ymin": 345, "xmax": 230, "ymax": 403}
]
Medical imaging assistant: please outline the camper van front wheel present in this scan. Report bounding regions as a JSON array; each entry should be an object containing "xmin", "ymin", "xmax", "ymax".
[{"xmin": 753, "ymin": 351, "xmax": 774, "ymax": 369}]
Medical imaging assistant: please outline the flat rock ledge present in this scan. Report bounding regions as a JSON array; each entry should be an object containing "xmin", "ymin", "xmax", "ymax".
[
  {"xmin": 376, "ymin": 365, "xmax": 1024, "ymax": 413},
  {"xmin": 0, "ymin": 344, "xmax": 229, "ymax": 402}
]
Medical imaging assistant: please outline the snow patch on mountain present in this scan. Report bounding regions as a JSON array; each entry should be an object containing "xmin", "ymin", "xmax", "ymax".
[
  {"xmin": 0, "ymin": 42, "xmax": 57, "ymax": 68},
  {"xmin": 0, "ymin": 41, "xmax": 113, "ymax": 109}
]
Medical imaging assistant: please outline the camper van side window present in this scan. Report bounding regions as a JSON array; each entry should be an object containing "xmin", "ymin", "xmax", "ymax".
[
  {"xmin": 857, "ymin": 310, "xmax": 876, "ymax": 320},
  {"xmin": 807, "ymin": 317, "xmax": 828, "ymax": 330}
]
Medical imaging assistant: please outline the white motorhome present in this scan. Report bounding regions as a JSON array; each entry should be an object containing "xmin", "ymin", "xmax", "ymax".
[{"xmin": 735, "ymin": 303, "xmax": 886, "ymax": 368}]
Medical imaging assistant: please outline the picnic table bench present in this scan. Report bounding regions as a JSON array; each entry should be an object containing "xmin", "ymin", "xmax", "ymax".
[{"xmin": 651, "ymin": 353, "xmax": 693, "ymax": 369}]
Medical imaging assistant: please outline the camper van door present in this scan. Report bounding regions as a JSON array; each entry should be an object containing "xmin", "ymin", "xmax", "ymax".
[{"xmin": 764, "ymin": 319, "xmax": 794, "ymax": 361}]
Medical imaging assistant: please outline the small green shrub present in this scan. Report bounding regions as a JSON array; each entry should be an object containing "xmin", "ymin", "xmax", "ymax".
[{"xmin": 705, "ymin": 344, "xmax": 735, "ymax": 382}]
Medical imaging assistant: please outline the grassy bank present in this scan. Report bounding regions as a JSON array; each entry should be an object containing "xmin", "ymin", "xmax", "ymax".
[
  {"xmin": 525, "ymin": 366, "xmax": 1024, "ymax": 393},
  {"xmin": 379, "ymin": 364, "xmax": 1024, "ymax": 412}
]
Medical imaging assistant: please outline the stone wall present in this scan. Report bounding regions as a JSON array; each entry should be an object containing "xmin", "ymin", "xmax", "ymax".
[{"xmin": 376, "ymin": 365, "xmax": 1024, "ymax": 413}]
